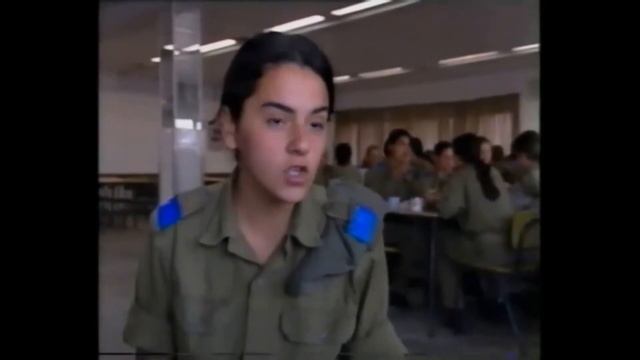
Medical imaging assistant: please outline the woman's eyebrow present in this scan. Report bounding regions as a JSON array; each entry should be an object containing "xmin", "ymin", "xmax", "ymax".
[{"xmin": 261, "ymin": 101, "xmax": 329, "ymax": 115}]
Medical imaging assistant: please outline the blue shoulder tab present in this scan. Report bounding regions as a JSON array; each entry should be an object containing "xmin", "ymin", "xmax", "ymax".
[
  {"xmin": 345, "ymin": 205, "xmax": 378, "ymax": 245},
  {"xmin": 157, "ymin": 197, "xmax": 182, "ymax": 231}
]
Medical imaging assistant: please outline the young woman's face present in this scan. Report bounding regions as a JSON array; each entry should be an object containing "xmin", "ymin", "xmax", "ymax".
[
  {"xmin": 388, "ymin": 136, "xmax": 412, "ymax": 163},
  {"xmin": 436, "ymin": 148, "xmax": 455, "ymax": 174},
  {"xmin": 224, "ymin": 63, "xmax": 329, "ymax": 203},
  {"xmin": 480, "ymin": 141, "xmax": 492, "ymax": 164}
]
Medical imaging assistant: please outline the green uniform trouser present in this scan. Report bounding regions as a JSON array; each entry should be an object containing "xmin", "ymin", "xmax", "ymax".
[{"xmin": 437, "ymin": 229, "xmax": 513, "ymax": 309}]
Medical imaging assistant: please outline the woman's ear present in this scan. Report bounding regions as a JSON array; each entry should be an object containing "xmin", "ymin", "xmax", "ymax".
[{"xmin": 219, "ymin": 107, "xmax": 237, "ymax": 151}]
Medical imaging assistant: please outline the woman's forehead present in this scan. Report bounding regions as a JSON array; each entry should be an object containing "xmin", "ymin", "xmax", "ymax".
[{"xmin": 251, "ymin": 63, "xmax": 328, "ymax": 112}]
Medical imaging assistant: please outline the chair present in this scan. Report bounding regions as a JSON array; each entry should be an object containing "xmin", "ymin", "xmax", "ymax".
[{"xmin": 450, "ymin": 210, "xmax": 540, "ymax": 354}]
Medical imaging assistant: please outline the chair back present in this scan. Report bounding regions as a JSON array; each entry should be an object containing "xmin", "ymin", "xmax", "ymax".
[{"xmin": 510, "ymin": 210, "xmax": 540, "ymax": 272}]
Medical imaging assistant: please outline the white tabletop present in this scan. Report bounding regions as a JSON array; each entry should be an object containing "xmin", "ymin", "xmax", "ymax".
[
  {"xmin": 388, "ymin": 210, "xmax": 440, "ymax": 218},
  {"xmin": 99, "ymin": 177, "xmax": 156, "ymax": 184}
]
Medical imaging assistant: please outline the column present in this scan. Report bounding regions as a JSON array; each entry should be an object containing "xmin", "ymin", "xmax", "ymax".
[{"xmin": 158, "ymin": 1, "xmax": 204, "ymax": 203}]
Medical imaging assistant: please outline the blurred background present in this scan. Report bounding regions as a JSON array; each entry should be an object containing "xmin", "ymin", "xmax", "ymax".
[{"xmin": 99, "ymin": 1, "xmax": 539, "ymax": 359}]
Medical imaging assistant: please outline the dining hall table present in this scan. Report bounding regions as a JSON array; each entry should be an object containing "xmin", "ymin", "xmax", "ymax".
[{"xmin": 385, "ymin": 208, "xmax": 441, "ymax": 337}]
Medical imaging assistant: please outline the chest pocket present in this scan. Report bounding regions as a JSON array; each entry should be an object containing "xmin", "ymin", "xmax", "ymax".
[
  {"xmin": 280, "ymin": 276, "xmax": 357, "ymax": 345},
  {"xmin": 173, "ymin": 295, "xmax": 231, "ymax": 336}
]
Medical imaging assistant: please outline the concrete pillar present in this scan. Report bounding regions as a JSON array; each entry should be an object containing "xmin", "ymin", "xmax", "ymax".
[{"xmin": 158, "ymin": 2, "xmax": 204, "ymax": 203}]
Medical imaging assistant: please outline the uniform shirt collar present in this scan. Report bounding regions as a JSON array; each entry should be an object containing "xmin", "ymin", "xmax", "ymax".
[{"xmin": 199, "ymin": 175, "xmax": 326, "ymax": 249}]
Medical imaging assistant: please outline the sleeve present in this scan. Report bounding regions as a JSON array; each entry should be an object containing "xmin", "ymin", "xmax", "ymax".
[
  {"xmin": 122, "ymin": 229, "xmax": 175, "ymax": 355},
  {"xmin": 411, "ymin": 175, "xmax": 434, "ymax": 199},
  {"xmin": 521, "ymin": 168, "xmax": 540, "ymax": 197},
  {"xmin": 438, "ymin": 171, "xmax": 466, "ymax": 219},
  {"xmin": 363, "ymin": 169, "xmax": 375, "ymax": 189},
  {"xmin": 355, "ymin": 168, "xmax": 364, "ymax": 185},
  {"xmin": 341, "ymin": 232, "xmax": 408, "ymax": 359}
]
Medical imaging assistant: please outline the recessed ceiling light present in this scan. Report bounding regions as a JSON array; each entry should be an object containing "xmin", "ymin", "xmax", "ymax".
[
  {"xmin": 512, "ymin": 43, "xmax": 539, "ymax": 54},
  {"xmin": 334, "ymin": 75, "xmax": 353, "ymax": 83},
  {"xmin": 199, "ymin": 39, "xmax": 238, "ymax": 53},
  {"xmin": 358, "ymin": 67, "xmax": 410, "ymax": 79},
  {"xmin": 265, "ymin": 15, "xmax": 325, "ymax": 33},
  {"xmin": 331, "ymin": 0, "xmax": 392, "ymax": 16},
  {"xmin": 163, "ymin": 44, "xmax": 174, "ymax": 51},
  {"xmin": 438, "ymin": 51, "xmax": 503, "ymax": 67},
  {"xmin": 150, "ymin": 57, "xmax": 160, "ymax": 63},
  {"xmin": 183, "ymin": 44, "xmax": 200, "ymax": 52}
]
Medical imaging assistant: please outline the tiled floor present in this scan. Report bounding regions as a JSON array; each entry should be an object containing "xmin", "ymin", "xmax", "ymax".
[{"xmin": 99, "ymin": 227, "xmax": 539, "ymax": 360}]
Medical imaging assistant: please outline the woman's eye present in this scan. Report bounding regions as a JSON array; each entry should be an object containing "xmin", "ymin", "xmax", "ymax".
[
  {"xmin": 310, "ymin": 121, "xmax": 325, "ymax": 131},
  {"xmin": 267, "ymin": 118, "xmax": 284, "ymax": 127}
]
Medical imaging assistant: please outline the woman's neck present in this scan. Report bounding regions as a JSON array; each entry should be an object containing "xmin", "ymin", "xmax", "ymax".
[{"xmin": 233, "ymin": 169, "xmax": 294, "ymax": 263}]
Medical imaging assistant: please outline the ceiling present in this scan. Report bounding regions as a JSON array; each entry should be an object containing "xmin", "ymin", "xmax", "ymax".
[{"xmin": 99, "ymin": 0, "xmax": 539, "ymax": 93}]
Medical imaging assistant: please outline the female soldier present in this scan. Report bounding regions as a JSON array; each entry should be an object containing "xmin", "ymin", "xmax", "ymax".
[
  {"xmin": 123, "ymin": 32, "xmax": 406, "ymax": 359},
  {"xmin": 361, "ymin": 144, "xmax": 383, "ymax": 170},
  {"xmin": 329, "ymin": 143, "xmax": 363, "ymax": 184},
  {"xmin": 363, "ymin": 129, "xmax": 425, "ymax": 201},
  {"xmin": 363, "ymin": 129, "xmax": 429, "ymax": 307},
  {"xmin": 477, "ymin": 136, "xmax": 493, "ymax": 165},
  {"xmin": 437, "ymin": 133, "xmax": 514, "ymax": 334},
  {"xmin": 510, "ymin": 130, "xmax": 540, "ymax": 210}
]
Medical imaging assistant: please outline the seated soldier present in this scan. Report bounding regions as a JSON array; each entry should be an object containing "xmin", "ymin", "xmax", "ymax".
[
  {"xmin": 502, "ymin": 131, "xmax": 540, "ymax": 211},
  {"xmin": 437, "ymin": 133, "xmax": 515, "ymax": 334},
  {"xmin": 329, "ymin": 142, "xmax": 363, "ymax": 184},
  {"xmin": 423, "ymin": 141, "xmax": 456, "ymax": 209},
  {"xmin": 410, "ymin": 136, "xmax": 435, "ymax": 179},
  {"xmin": 364, "ymin": 129, "xmax": 429, "ymax": 307},
  {"xmin": 364, "ymin": 129, "xmax": 426, "ymax": 201}
]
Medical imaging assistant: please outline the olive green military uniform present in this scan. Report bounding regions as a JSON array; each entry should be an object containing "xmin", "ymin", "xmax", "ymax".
[
  {"xmin": 437, "ymin": 165, "xmax": 514, "ymax": 309},
  {"xmin": 420, "ymin": 172, "xmax": 450, "ymax": 197},
  {"xmin": 123, "ymin": 178, "xmax": 406, "ymax": 360},
  {"xmin": 328, "ymin": 165, "xmax": 363, "ymax": 184},
  {"xmin": 363, "ymin": 162, "xmax": 426, "ymax": 201},
  {"xmin": 411, "ymin": 159, "xmax": 435, "ymax": 181},
  {"xmin": 520, "ymin": 164, "xmax": 539, "ymax": 197},
  {"xmin": 506, "ymin": 163, "xmax": 539, "ymax": 212},
  {"xmin": 495, "ymin": 158, "xmax": 531, "ymax": 185}
]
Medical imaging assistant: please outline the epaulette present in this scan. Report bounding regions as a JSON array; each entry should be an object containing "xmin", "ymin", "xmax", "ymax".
[
  {"xmin": 150, "ymin": 186, "xmax": 212, "ymax": 231},
  {"xmin": 326, "ymin": 179, "xmax": 388, "ymax": 247}
]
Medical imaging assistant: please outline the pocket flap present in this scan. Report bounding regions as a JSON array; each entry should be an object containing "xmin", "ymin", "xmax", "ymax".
[{"xmin": 280, "ymin": 305, "xmax": 356, "ymax": 345}]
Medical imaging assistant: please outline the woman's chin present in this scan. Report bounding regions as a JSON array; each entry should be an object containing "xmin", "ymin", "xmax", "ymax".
[{"xmin": 272, "ymin": 185, "xmax": 310, "ymax": 204}]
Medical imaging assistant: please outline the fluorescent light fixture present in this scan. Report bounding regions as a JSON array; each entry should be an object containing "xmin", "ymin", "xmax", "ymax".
[
  {"xmin": 438, "ymin": 51, "xmax": 502, "ymax": 67},
  {"xmin": 183, "ymin": 44, "xmax": 201, "ymax": 52},
  {"xmin": 266, "ymin": 15, "xmax": 325, "ymax": 33},
  {"xmin": 358, "ymin": 67, "xmax": 410, "ymax": 79},
  {"xmin": 331, "ymin": 0, "xmax": 392, "ymax": 16},
  {"xmin": 151, "ymin": 57, "xmax": 160, "ymax": 63},
  {"xmin": 333, "ymin": 75, "xmax": 353, "ymax": 83},
  {"xmin": 175, "ymin": 118, "xmax": 194, "ymax": 130},
  {"xmin": 512, "ymin": 43, "xmax": 539, "ymax": 54},
  {"xmin": 163, "ymin": 44, "xmax": 174, "ymax": 50},
  {"xmin": 199, "ymin": 39, "xmax": 238, "ymax": 53}
]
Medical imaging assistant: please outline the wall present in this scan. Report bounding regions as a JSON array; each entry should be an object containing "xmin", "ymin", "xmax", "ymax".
[
  {"xmin": 99, "ymin": 73, "xmax": 235, "ymax": 175},
  {"xmin": 519, "ymin": 76, "xmax": 540, "ymax": 132},
  {"xmin": 335, "ymin": 68, "xmax": 540, "ymax": 133},
  {"xmin": 100, "ymin": 68, "xmax": 539, "ymax": 174}
]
